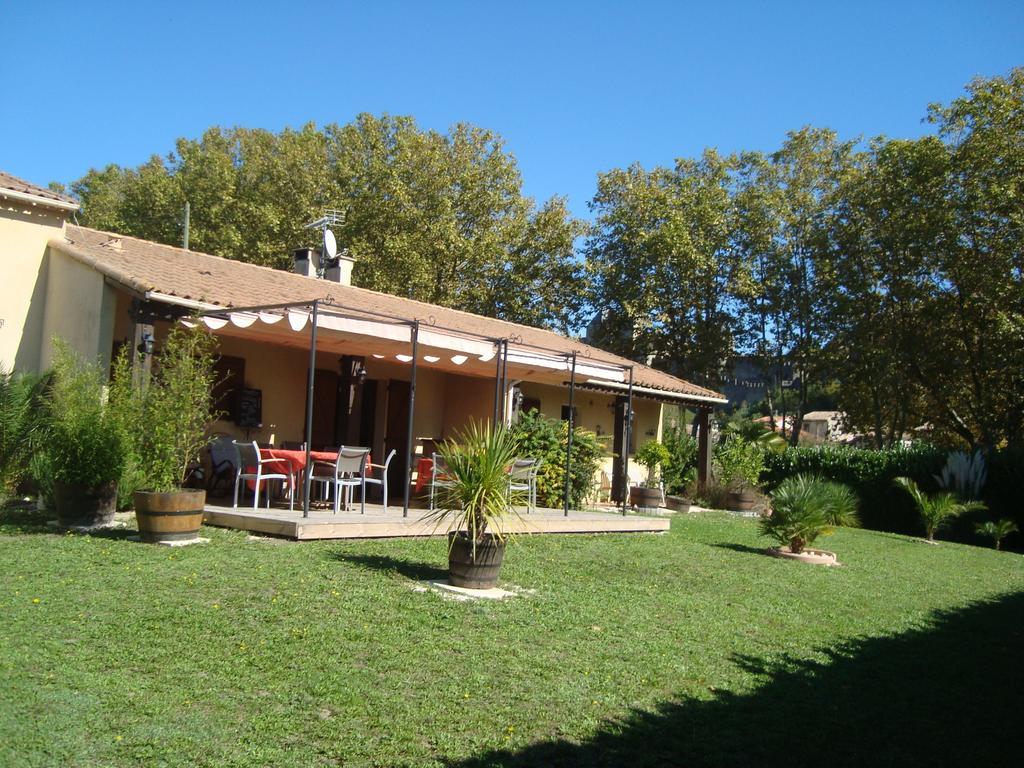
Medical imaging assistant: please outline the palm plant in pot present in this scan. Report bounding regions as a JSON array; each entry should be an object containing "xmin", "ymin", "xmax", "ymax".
[
  {"xmin": 631, "ymin": 440, "xmax": 670, "ymax": 510},
  {"xmin": 112, "ymin": 326, "xmax": 219, "ymax": 544},
  {"xmin": 423, "ymin": 420, "xmax": 524, "ymax": 590},
  {"xmin": 41, "ymin": 341, "xmax": 125, "ymax": 527}
]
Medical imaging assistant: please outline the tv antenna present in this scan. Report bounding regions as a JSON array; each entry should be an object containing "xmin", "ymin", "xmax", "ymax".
[{"xmin": 305, "ymin": 210, "xmax": 346, "ymax": 277}]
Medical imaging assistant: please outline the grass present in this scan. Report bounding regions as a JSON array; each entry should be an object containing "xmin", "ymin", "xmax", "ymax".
[{"xmin": 1, "ymin": 505, "xmax": 1022, "ymax": 767}]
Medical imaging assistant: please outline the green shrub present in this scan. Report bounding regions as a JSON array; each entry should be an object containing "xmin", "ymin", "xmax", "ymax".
[
  {"xmin": 0, "ymin": 364, "xmax": 48, "ymax": 502},
  {"xmin": 761, "ymin": 474, "xmax": 859, "ymax": 553},
  {"xmin": 635, "ymin": 440, "xmax": 671, "ymax": 486},
  {"xmin": 509, "ymin": 409, "xmax": 607, "ymax": 509},
  {"xmin": 975, "ymin": 519, "xmax": 1018, "ymax": 551},
  {"xmin": 714, "ymin": 435, "xmax": 765, "ymax": 490},
  {"xmin": 42, "ymin": 341, "xmax": 126, "ymax": 490},
  {"xmin": 115, "ymin": 327, "xmax": 219, "ymax": 494},
  {"xmin": 661, "ymin": 427, "xmax": 697, "ymax": 496}
]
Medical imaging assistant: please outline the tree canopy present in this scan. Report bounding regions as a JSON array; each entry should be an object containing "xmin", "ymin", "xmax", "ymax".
[{"xmin": 71, "ymin": 116, "xmax": 586, "ymax": 333}]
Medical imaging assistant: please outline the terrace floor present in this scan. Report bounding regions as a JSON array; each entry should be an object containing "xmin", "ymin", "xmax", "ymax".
[{"xmin": 202, "ymin": 500, "xmax": 669, "ymax": 540}]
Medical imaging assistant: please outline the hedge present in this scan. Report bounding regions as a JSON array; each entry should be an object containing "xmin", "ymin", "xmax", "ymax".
[{"xmin": 761, "ymin": 445, "xmax": 1024, "ymax": 547}]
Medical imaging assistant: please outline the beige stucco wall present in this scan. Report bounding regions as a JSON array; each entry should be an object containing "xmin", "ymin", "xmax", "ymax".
[
  {"xmin": 0, "ymin": 201, "xmax": 68, "ymax": 372},
  {"xmin": 38, "ymin": 248, "xmax": 118, "ymax": 371}
]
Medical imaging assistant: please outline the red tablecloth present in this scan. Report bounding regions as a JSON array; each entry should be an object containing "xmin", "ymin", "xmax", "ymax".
[
  {"xmin": 247, "ymin": 448, "xmax": 352, "ymax": 493},
  {"xmin": 414, "ymin": 456, "xmax": 437, "ymax": 493}
]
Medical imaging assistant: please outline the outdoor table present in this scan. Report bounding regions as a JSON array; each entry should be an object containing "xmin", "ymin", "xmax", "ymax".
[{"xmin": 258, "ymin": 447, "xmax": 372, "ymax": 509}]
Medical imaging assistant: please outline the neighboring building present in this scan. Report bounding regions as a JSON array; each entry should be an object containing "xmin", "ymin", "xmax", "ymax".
[{"xmin": 1, "ymin": 170, "xmax": 727, "ymax": 500}]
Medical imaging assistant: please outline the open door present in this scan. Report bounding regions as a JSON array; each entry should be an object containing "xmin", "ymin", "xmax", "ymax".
[{"xmin": 385, "ymin": 380, "xmax": 411, "ymax": 496}]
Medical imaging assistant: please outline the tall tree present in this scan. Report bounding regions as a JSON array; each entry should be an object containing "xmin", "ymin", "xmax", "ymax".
[
  {"xmin": 71, "ymin": 117, "xmax": 585, "ymax": 332},
  {"xmin": 586, "ymin": 150, "xmax": 750, "ymax": 386}
]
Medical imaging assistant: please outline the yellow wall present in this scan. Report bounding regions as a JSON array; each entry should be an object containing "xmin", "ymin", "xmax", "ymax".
[
  {"xmin": 518, "ymin": 381, "xmax": 664, "ymax": 487},
  {"xmin": 0, "ymin": 202, "xmax": 68, "ymax": 372},
  {"xmin": 39, "ymin": 248, "xmax": 118, "ymax": 371}
]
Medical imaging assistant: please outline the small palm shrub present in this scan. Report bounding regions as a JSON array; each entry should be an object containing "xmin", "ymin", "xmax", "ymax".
[
  {"xmin": 424, "ymin": 420, "xmax": 523, "ymax": 557},
  {"xmin": 893, "ymin": 476, "xmax": 987, "ymax": 542},
  {"xmin": 761, "ymin": 474, "xmax": 859, "ymax": 554},
  {"xmin": 975, "ymin": 519, "xmax": 1018, "ymax": 551}
]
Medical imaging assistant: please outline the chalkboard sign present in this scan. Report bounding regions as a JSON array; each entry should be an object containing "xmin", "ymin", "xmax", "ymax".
[{"xmin": 236, "ymin": 388, "xmax": 263, "ymax": 428}]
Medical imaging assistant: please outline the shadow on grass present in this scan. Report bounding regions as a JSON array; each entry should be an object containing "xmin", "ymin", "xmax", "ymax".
[
  {"xmin": 330, "ymin": 551, "xmax": 448, "ymax": 582},
  {"xmin": 710, "ymin": 542, "xmax": 770, "ymax": 557},
  {"xmin": 447, "ymin": 591, "xmax": 1024, "ymax": 767},
  {"xmin": 0, "ymin": 502, "xmax": 53, "ymax": 534}
]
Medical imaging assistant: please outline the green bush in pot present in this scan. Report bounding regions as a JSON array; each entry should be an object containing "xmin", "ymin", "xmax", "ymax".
[
  {"xmin": 42, "ymin": 341, "xmax": 125, "ymax": 527},
  {"xmin": 112, "ymin": 326, "xmax": 219, "ymax": 543}
]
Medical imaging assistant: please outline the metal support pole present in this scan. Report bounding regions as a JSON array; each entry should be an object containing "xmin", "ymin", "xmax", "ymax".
[
  {"xmin": 492, "ymin": 341, "xmax": 503, "ymax": 426},
  {"xmin": 696, "ymin": 409, "xmax": 712, "ymax": 492},
  {"xmin": 302, "ymin": 301, "xmax": 319, "ymax": 517},
  {"xmin": 499, "ymin": 340, "xmax": 509, "ymax": 425},
  {"xmin": 402, "ymin": 321, "xmax": 419, "ymax": 518},
  {"xmin": 622, "ymin": 366, "xmax": 634, "ymax": 516},
  {"xmin": 563, "ymin": 352, "xmax": 577, "ymax": 516}
]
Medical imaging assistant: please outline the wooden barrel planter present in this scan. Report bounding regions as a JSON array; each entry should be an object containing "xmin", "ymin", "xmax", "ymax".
[
  {"xmin": 54, "ymin": 481, "xmax": 117, "ymax": 528},
  {"xmin": 448, "ymin": 532, "xmax": 505, "ymax": 589},
  {"xmin": 629, "ymin": 486, "xmax": 664, "ymax": 513},
  {"xmin": 134, "ymin": 489, "xmax": 206, "ymax": 544},
  {"xmin": 665, "ymin": 495, "xmax": 692, "ymax": 513},
  {"xmin": 727, "ymin": 488, "xmax": 757, "ymax": 512}
]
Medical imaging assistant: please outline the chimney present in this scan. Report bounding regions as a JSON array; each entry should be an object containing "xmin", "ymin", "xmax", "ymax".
[
  {"xmin": 323, "ymin": 252, "xmax": 356, "ymax": 286},
  {"xmin": 293, "ymin": 248, "xmax": 317, "ymax": 278}
]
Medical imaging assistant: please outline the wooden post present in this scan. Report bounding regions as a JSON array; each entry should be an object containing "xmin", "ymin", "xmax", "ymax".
[{"xmin": 696, "ymin": 409, "xmax": 712, "ymax": 491}]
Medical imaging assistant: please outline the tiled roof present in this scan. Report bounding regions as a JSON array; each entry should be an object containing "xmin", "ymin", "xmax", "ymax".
[
  {"xmin": 52, "ymin": 225, "xmax": 727, "ymax": 404},
  {"xmin": 0, "ymin": 171, "xmax": 78, "ymax": 208}
]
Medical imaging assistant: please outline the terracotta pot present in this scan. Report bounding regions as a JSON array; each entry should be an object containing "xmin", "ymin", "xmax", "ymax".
[
  {"xmin": 54, "ymin": 481, "xmax": 117, "ymax": 528},
  {"xmin": 134, "ymin": 489, "xmax": 206, "ymax": 544},
  {"xmin": 448, "ymin": 531, "xmax": 505, "ymax": 589},
  {"xmin": 629, "ymin": 486, "xmax": 663, "ymax": 510}
]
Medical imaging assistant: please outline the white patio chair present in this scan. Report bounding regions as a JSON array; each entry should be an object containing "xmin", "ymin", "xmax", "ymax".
[
  {"xmin": 362, "ymin": 449, "xmax": 397, "ymax": 514},
  {"xmin": 429, "ymin": 452, "xmax": 457, "ymax": 511},
  {"xmin": 509, "ymin": 458, "xmax": 542, "ymax": 513},
  {"xmin": 307, "ymin": 447, "xmax": 369, "ymax": 514},
  {"xmin": 233, "ymin": 440, "xmax": 295, "ymax": 511}
]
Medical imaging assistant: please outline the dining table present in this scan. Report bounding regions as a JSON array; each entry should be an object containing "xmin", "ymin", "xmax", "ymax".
[{"xmin": 251, "ymin": 447, "xmax": 369, "ymax": 508}]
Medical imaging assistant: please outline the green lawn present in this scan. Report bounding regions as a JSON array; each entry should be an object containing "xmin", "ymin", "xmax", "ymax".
[{"xmin": 2, "ymin": 506, "xmax": 1022, "ymax": 767}]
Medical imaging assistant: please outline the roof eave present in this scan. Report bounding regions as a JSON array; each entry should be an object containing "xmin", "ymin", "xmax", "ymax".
[{"xmin": 1, "ymin": 187, "xmax": 79, "ymax": 212}]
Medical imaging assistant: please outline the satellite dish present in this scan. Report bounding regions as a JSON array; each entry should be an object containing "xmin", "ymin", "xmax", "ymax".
[{"xmin": 323, "ymin": 228, "xmax": 338, "ymax": 260}]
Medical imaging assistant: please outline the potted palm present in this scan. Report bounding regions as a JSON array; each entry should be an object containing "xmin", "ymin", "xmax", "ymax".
[
  {"xmin": 893, "ymin": 476, "xmax": 986, "ymax": 544},
  {"xmin": 761, "ymin": 474, "xmax": 859, "ymax": 564},
  {"xmin": 630, "ymin": 440, "xmax": 670, "ymax": 510},
  {"xmin": 114, "ymin": 326, "xmax": 219, "ymax": 544},
  {"xmin": 424, "ymin": 420, "xmax": 524, "ymax": 589}
]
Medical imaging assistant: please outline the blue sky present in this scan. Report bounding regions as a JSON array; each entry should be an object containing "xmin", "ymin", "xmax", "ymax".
[{"xmin": 1, "ymin": 0, "xmax": 1021, "ymax": 220}]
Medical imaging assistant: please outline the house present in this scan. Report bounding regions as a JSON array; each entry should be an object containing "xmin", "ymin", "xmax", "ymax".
[{"xmin": 1, "ymin": 170, "xmax": 727, "ymax": 510}]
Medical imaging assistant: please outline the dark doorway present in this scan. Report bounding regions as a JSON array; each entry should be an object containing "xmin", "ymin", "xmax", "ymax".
[
  {"xmin": 611, "ymin": 397, "xmax": 627, "ymax": 503},
  {"xmin": 385, "ymin": 379, "xmax": 411, "ymax": 496},
  {"xmin": 307, "ymin": 368, "xmax": 339, "ymax": 450}
]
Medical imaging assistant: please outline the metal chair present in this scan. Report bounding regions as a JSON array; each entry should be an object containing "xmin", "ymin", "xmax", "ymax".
[
  {"xmin": 362, "ymin": 449, "xmax": 397, "ymax": 514},
  {"xmin": 307, "ymin": 447, "xmax": 369, "ymax": 514},
  {"xmin": 509, "ymin": 458, "xmax": 542, "ymax": 512},
  {"xmin": 232, "ymin": 440, "xmax": 294, "ymax": 511},
  {"xmin": 429, "ymin": 452, "xmax": 456, "ymax": 511},
  {"xmin": 206, "ymin": 436, "xmax": 237, "ymax": 496}
]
